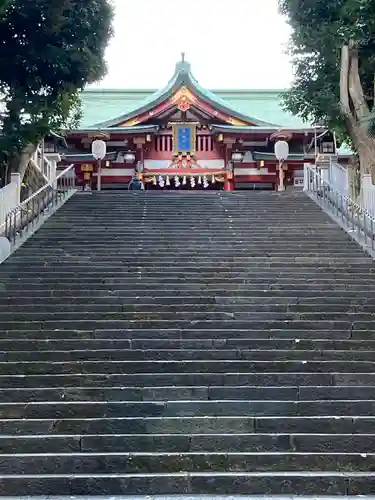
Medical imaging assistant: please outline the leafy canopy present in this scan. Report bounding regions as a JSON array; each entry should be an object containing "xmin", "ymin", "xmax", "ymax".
[
  {"xmin": 279, "ymin": 0, "xmax": 375, "ymax": 143},
  {"xmin": 0, "ymin": 0, "xmax": 113, "ymax": 178}
]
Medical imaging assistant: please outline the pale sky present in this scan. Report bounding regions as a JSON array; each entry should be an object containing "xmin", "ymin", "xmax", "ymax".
[{"xmin": 94, "ymin": 0, "xmax": 293, "ymax": 90}]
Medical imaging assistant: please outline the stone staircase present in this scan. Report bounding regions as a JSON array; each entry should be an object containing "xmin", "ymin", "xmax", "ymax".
[{"xmin": 0, "ymin": 190, "xmax": 375, "ymax": 496}]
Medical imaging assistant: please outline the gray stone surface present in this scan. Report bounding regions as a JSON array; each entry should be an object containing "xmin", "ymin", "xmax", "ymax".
[
  {"xmin": 0, "ymin": 190, "xmax": 375, "ymax": 495},
  {"xmin": 0, "ymin": 236, "xmax": 10, "ymax": 263}
]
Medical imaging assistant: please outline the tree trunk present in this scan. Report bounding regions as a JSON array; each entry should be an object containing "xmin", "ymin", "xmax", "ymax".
[
  {"xmin": 7, "ymin": 143, "xmax": 47, "ymax": 199},
  {"xmin": 340, "ymin": 42, "xmax": 375, "ymax": 178},
  {"xmin": 12, "ymin": 144, "xmax": 37, "ymax": 180}
]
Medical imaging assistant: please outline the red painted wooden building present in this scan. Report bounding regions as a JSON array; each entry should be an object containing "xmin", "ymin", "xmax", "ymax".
[{"xmin": 62, "ymin": 55, "xmax": 350, "ymax": 191}]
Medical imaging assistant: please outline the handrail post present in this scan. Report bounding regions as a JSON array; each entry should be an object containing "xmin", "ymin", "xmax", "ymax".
[{"xmin": 303, "ymin": 163, "xmax": 309, "ymax": 191}]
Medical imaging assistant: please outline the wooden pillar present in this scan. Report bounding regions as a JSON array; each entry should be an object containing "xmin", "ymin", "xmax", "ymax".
[
  {"xmin": 277, "ymin": 163, "xmax": 286, "ymax": 191},
  {"xmin": 224, "ymin": 172, "xmax": 234, "ymax": 191}
]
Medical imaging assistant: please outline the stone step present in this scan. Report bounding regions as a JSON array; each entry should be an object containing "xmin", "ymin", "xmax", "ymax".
[
  {"xmin": 0, "ymin": 385, "xmax": 374, "ymax": 402},
  {"xmin": 0, "ymin": 337, "xmax": 373, "ymax": 351},
  {"xmin": 27, "ymin": 222, "xmax": 348, "ymax": 227},
  {"xmin": 4, "ymin": 282, "xmax": 374, "ymax": 292},
  {"xmin": 3, "ymin": 266, "xmax": 374, "ymax": 274},
  {"xmin": 1, "ymin": 433, "xmax": 375, "ymax": 453},
  {"xmin": 2, "ymin": 359, "xmax": 375, "ymax": 375},
  {"xmin": 0, "ymin": 372, "xmax": 337, "ymax": 388},
  {"xmin": 23, "ymin": 241, "xmax": 364, "ymax": 248},
  {"xmin": 0, "ymin": 310, "xmax": 375, "ymax": 330},
  {"xmin": 0, "ymin": 371, "xmax": 370, "ymax": 387},
  {"xmin": 4, "ymin": 258, "xmax": 373, "ymax": 265},
  {"xmin": 0, "ymin": 415, "xmax": 372, "ymax": 435},
  {"xmin": 0, "ymin": 328, "xmax": 364, "ymax": 340},
  {"xmin": 0, "ymin": 320, "xmax": 371, "ymax": 332},
  {"xmin": 1, "ymin": 304, "xmax": 374, "ymax": 315},
  {"xmin": 35, "ymin": 222, "xmax": 337, "ymax": 226},
  {"xmin": 22, "ymin": 219, "xmax": 353, "ymax": 225},
  {"xmin": 4, "ymin": 348, "xmax": 375, "ymax": 362},
  {"xmin": 4, "ymin": 275, "xmax": 375, "ymax": 284},
  {"xmin": 0, "ymin": 309, "xmax": 373, "ymax": 320},
  {"xmin": 0, "ymin": 471, "xmax": 369, "ymax": 496},
  {"xmin": 21, "ymin": 241, "xmax": 360, "ymax": 247},
  {"xmin": 12, "ymin": 249, "xmax": 362, "ymax": 257},
  {"xmin": 1, "ymin": 400, "xmax": 375, "ymax": 418},
  {"xmin": 35, "ymin": 241, "xmax": 347, "ymax": 247},
  {"xmin": 1, "ymin": 452, "xmax": 375, "ymax": 474},
  {"xmin": 20, "ymin": 247, "xmax": 362, "ymax": 254},
  {"xmin": 2, "ymin": 289, "xmax": 375, "ymax": 298},
  {"xmin": 1, "ymin": 296, "xmax": 373, "ymax": 307},
  {"xmin": 3, "ymin": 273, "xmax": 375, "ymax": 283},
  {"xmin": 26, "ymin": 229, "xmax": 349, "ymax": 234},
  {"xmin": 56, "ymin": 218, "xmax": 331, "ymax": 222},
  {"xmin": 5, "ymin": 255, "xmax": 371, "ymax": 262}
]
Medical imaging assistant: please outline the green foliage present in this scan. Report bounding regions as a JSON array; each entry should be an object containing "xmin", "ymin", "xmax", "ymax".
[
  {"xmin": 279, "ymin": 0, "xmax": 375, "ymax": 144},
  {"xmin": 0, "ymin": 0, "xmax": 10, "ymax": 15},
  {"xmin": 0, "ymin": 0, "xmax": 113, "ymax": 181}
]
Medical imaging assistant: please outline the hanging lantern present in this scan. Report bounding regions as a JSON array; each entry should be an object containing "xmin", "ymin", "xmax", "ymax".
[
  {"xmin": 231, "ymin": 152, "xmax": 244, "ymax": 163},
  {"xmin": 190, "ymin": 176, "xmax": 196, "ymax": 188},
  {"xmin": 274, "ymin": 141, "xmax": 289, "ymax": 161},
  {"xmin": 203, "ymin": 175, "xmax": 209, "ymax": 188},
  {"xmin": 182, "ymin": 176, "xmax": 187, "ymax": 185},
  {"xmin": 123, "ymin": 152, "xmax": 136, "ymax": 163},
  {"xmin": 91, "ymin": 139, "xmax": 106, "ymax": 160},
  {"xmin": 174, "ymin": 175, "xmax": 180, "ymax": 187}
]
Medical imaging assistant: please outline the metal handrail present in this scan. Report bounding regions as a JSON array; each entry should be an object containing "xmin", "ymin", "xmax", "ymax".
[
  {"xmin": 5, "ymin": 164, "xmax": 76, "ymax": 244},
  {"xmin": 305, "ymin": 165, "xmax": 375, "ymax": 250}
]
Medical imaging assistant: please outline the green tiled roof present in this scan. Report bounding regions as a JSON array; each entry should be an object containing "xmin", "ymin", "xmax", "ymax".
[
  {"xmin": 80, "ymin": 87, "xmax": 306, "ymax": 129},
  {"xmin": 80, "ymin": 57, "xmax": 307, "ymax": 130},
  {"xmin": 88, "ymin": 60, "xmax": 281, "ymax": 129}
]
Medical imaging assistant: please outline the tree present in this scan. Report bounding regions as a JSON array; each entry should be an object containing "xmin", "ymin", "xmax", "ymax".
[
  {"xmin": 0, "ymin": 0, "xmax": 10, "ymax": 15},
  {"xmin": 279, "ymin": 0, "xmax": 375, "ymax": 175},
  {"xmin": 0, "ymin": 0, "xmax": 113, "ymax": 183}
]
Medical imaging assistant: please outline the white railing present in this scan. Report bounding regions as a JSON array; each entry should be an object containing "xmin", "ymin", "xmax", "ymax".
[
  {"xmin": 31, "ymin": 148, "xmax": 49, "ymax": 183},
  {"xmin": 304, "ymin": 164, "xmax": 375, "ymax": 250},
  {"xmin": 5, "ymin": 164, "xmax": 76, "ymax": 243},
  {"xmin": 0, "ymin": 174, "xmax": 20, "ymax": 233},
  {"xmin": 328, "ymin": 160, "xmax": 349, "ymax": 197},
  {"xmin": 39, "ymin": 153, "xmax": 53, "ymax": 180},
  {"xmin": 361, "ymin": 174, "xmax": 375, "ymax": 217},
  {"xmin": 31, "ymin": 147, "xmax": 60, "ymax": 183}
]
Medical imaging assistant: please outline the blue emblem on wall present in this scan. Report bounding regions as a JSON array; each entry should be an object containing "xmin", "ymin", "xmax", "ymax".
[
  {"xmin": 177, "ymin": 126, "xmax": 191, "ymax": 152},
  {"xmin": 171, "ymin": 123, "xmax": 197, "ymax": 155}
]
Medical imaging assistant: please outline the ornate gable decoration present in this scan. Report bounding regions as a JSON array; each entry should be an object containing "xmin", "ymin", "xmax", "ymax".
[
  {"xmin": 173, "ymin": 86, "xmax": 192, "ymax": 112},
  {"xmin": 118, "ymin": 85, "xmax": 250, "ymax": 128}
]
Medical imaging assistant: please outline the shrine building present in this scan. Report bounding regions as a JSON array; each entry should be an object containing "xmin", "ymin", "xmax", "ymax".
[{"xmin": 61, "ymin": 55, "xmax": 351, "ymax": 191}]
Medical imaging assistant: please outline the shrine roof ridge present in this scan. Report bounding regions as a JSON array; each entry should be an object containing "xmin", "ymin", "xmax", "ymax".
[
  {"xmin": 86, "ymin": 57, "xmax": 286, "ymax": 129},
  {"xmin": 69, "ymin": 125, "xmax": 160, "ymax": 134},
  {"xmin": 83, "ymin": 88, "xmax": 289, "ymax": 95},
  {"xmin": 211, "ymin": 124, "xmax": 326, "ymax": 134}
]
